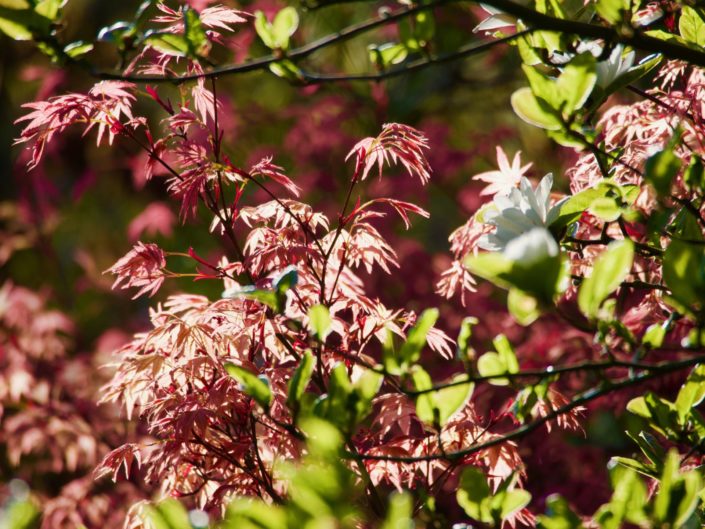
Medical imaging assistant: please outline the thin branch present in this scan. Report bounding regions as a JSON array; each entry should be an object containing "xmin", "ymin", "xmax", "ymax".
[
  {"xmin": 405, "ymin": 357, "xmax": 688, "ymax": 396},
  {"xmin": 95, "ymin": 0, "xmax": 458, "ymax": 83},
  {"xmin": 350, "ymin": 355, "xmax": 702, "ymax": 463},
  {"xmin": 300, "ymin": 30, "xmax": 533, "ymax": 83}
]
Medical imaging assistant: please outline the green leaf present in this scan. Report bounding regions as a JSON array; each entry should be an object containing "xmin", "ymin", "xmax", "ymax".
[
  {"xmin": 684, "ymin": 155, "xmax": 705, "ymax": 191},
  {"xmin": 456, "ymin": 316, "xmax": 478, "ymax": 362},
  {"xmin": 599, "ymin": 54, "xmax": 661, "ymax": 102},
  {"xmin": 145, "ymin": 499, "xmax": 191, "ymax": 529},
  {"xmin": 0, "ymin": 6, "xmax": 52, "ymax": 40},
  {"xmin": 272, "ymin": 6, "xmax": 298, "ymax": 50},
  {"xmin": 63, "ymin": 40, "xmax": 93, "ymax": 58},
  {"xmin": 33, "ymin": 0, "xmax": 65, "ymax": 20},
  {"xmin": 663, "ymin": 239, "xmax": 705, "ymax": 309},
  {"xmin": 369, "ymin": 42, "xmax": 408, "ymax": 68},
  {"xmin": 537, "ymin": 494, "xmax": 584, "ymax": 529},
  {"xmin": 183, "ymin": 7, "xmax": 208, "ymax": 56},
  {"xmin": 680, "ymin": 7, "xmax": 705, "ymax": 46},
  {"xmin": 508, "ymin": 288, "xmax": 541, "ymax": 325},
  {"xmin": 268, "ymin": 59, "xmax": 303, "ymax": 82},
  {"xmin": 625, "ymin": 430, "xmax": 665, "ymax": 469},
  {"xmin": 414, "ymin": 372, "xmax": 474, "ymax": 427},
  {"xmin": 549, "ymin": 182, "xmax": 621, "ymax": 230},
  {"xmin": 596, "ymin": 0, "xmax": 629, "ymax": 24},
  {"xmin": 466, "ymin": 251, "xmax": 568, "ymax": 305},
  {"xmin": 287, "ymin": 349, "xmax": 314, "ymax": 415},
  {"xmin": 642, "ymin": 322, "xmax": 667, "ymax": 348},
  {"xmin": 225, "ymin": 363, "xmax": 273, "ymax": 411},
  {"xmin": 675, "ymin": 364, "xmax": 705, "ymax": 423},
  {"xmin": 411, "ymin": 365, "xmax": 435, "ymax": 424},
  {"xmin": 496, "ymin": 489, "xmax": 531, "ymax": 520},
  {"xmin": 254, "ymin": 11, "xmax": 275, "ymax": 49},
  {"xmin": 457, "ymin": 466, "xmax": 492, "ymax": 522},
  {"xmin": 511, "ymin": 87, "xmax": 562, "ymax": 130},
  {"xmin": 654, "ymin": 450, "xmax": 702, "ymax": 527},
  {"xmin": 398, "ymin": 308, "xmax": 438, "ymax": 367},
  {"xmin": 308, "ymin": 304, "xmax": 331, "ymax": 342},
  {"xmin": 556, "ymin": 53, "xmax": 597, "ymax": 113},
  {"xmin": 3, "ymin": 499, "xmax": 40, "ymax": 529},
  {"xmin": 588, "ymin": 196, "xmax": 622, "ymax": 222},
  {"xmin": 477, "ymin": 334, "xmax": 519, "ymax": 385},
  {"xmin": 595, "ymin": 465, "xmax": 649, "ymax": 528},
  {"xmin": 380, "ymin": 492, "xmax": 413, "ymax": 529},
  {"xmin": 224, "ymin": 499, "xmax": 288, "ymax": 529},
  {"xmin": 645, "ymin": 141, "xmax": 682, "ymax": 198},
  {"xmin": 144, "ymin": 31, "xmax": 190, "ymax": 56},
  {"xmin": 577, "ymin": 240, "xmax": 634, "ymax": 319}
]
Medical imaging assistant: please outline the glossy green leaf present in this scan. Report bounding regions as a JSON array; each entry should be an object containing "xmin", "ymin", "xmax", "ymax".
[
  {"xmin": 511, "ymin": 87, "xmax": 562, "ymax": 130},
  {"xmin": 596, "ymin": 0, "xmax": 629, "ymax": 24},
  {"xmin": 144, "ymin": 31, "xmax": 190, "ymax": 56},
  {"xmin": 645, "ymin": 143, "xmax": 681, "ymax": 198},
  {"xmin": 675, "ymin": 364, "xmax": 705, "ymax": 423},
  {"xmin": 272, "ymin": 6, "xmax": 298, "ymax": 50},
  {"xmin": 680, "ymin": 7, "xmax": 705, "ymax": 46},
  {"xmin": 457, "ymin": 466, "xmax": 492, "ymax": 522},
  {"xmin": 642, "ymin": 322, "xmax": 666, "ymax": 348},
  {"xmin": 662, "ymin": 239, "xmax": 705, "ymax": 308},
  {"xmin": 225, "ymin": 363, "xmax": 273, "ymax": 410},
  {"xmin": 398, "ymin": 308, "xmax": 438, "ymax": 366},
  {"xmin": 477, "ymin": 335, "xmax": 519, "ymax": 386},
  {"xmin": 64, "ymin": 40, "xmax": 93, "ymax": 58},
  {"xmin": 287, "ymin": 349, "xmax": 315, "ymax": 415},
  {"xmin": 308, "ymin": 304, "xmax": 331, "ymax": 342},
  {"xmin": 254, "ymin": 11, "xmax": 275, "ymax": 48},
  {"xmin": 456, "ymin": 316, "xmax": 478, "ymax": 362},
  {"xmin": 577, "ymin": 240, "xmax": 634, "ymax": 319}
]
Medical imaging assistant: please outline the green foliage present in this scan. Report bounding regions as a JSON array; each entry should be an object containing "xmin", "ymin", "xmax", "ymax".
[
  {"xmin": 663, "ymin": 239, "xmax": 705, "ymax": 313},
  {"xmin": 577, "ymin": 239, "xmax": 634, "ymax": 319},
  {"xmin": 476, "ymin": 334, "xmax": 519, "ymax": 385},
  {"xmin": 225, "ymin": 364, "xmax": 273, "ymax": 411},
  {"xmin": 223, "ymin": 266, "xmax": 298, "ymax": 313},
  {"xmin": 645, "ymin": 139, "xmax": 682, "ymax": 198},
  {"xmin": 466, "ymin": 250, "xmax": 568, "ymax": 307},
  {"xmin": 144, "ymin": 499, "xmax": 193, "ymax": 529},
  {"xmin": 537, "ymin": 495, "xmax": 583, "ymax": 529},
  {"xmin": 383, "ymin": 308, "xmax": 438, "ymax": 376},
  {"xmin": 511, "ymin": 53, "xmax": 596, "ymax": 147},
  {"xmin": 595, "ymin": 0, "xmax": 630, "ymax": 24},
  {"xmin": 0, "ymin": 499, "xmax": 40, "ymax": 529},
  {"xmin": 675, "ymin": 364, "xmax": 705, "ymax": 423},
  {"xmin": 456, "ymin": 316, "xmax": 478, "ymax": 362},
  {"xmin": 308, "ymin": 304, "xmax": 332, "ymax": 342},
  {"xmin": 312, "ymin": 363, "xmax": 382, "ymax": 434},
  {"xmin": 255, "ymin": 7, "xmax": 299, "ymax": 50},
  {"xmin": 680, "ymin": 7, "xmax": 705, "ymax": 46},
  {"xmin": 287, "ymin": 349, "xmax": 315, "ymax": 419},
  {"xmin": 457, "ymin": 468, "xmax": 531, "ymax": 526},
  {"xmin": 412, "ymin": 366, "xmax": 474, "ymax": 427},
  {"xmin": 550, "ymin": 181, "xmax": 639, "ymax": 231}
]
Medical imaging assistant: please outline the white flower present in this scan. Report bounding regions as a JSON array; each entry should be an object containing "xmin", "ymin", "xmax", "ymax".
[
  {"xmin": 478, "ymin": 173, "xmax": 563, "ymax": 252},
  {"xmin": 473, "ymin": 146, "xmax": 532, "ymax": 197},
  {"xmin": 504, "ymin": 227, "xmax": 559, "ymax": 264},
  {"xmin": 595, "ymin": 45, "xmax": 635, "ymax": 88}
]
